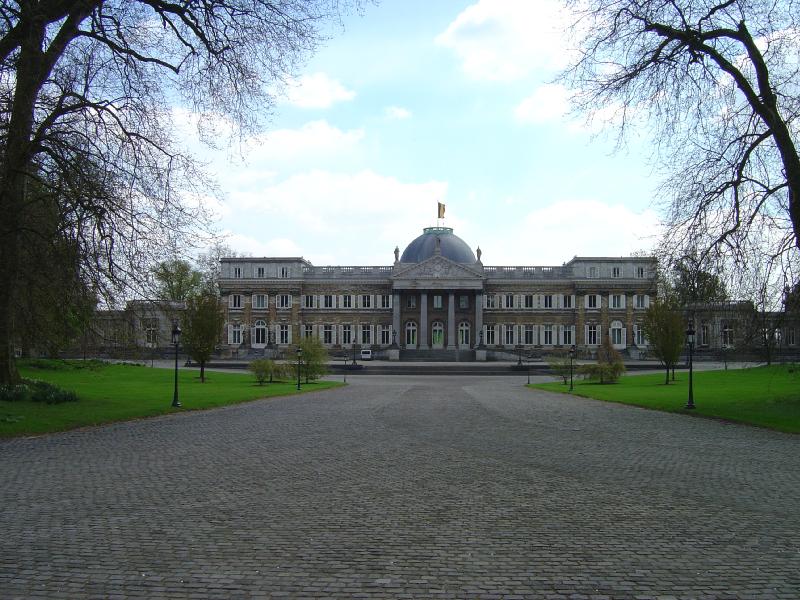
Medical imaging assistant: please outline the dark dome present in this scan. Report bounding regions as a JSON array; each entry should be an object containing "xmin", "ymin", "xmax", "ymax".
[{"xmin": 400, "ymin": 227, "xmax": 476, "ymax": 264}]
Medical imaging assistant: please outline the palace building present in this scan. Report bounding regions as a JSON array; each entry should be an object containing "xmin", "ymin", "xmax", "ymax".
[{"xmin": 218, "ymin": 226, "xmax": 659, "ymax": 360}]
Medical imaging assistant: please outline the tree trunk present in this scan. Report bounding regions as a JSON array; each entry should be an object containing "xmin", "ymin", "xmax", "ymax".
[
  {"xmin": 665, "ymin": 367, "xmax": 669, "ymax": 385},
  {"xmin": 200, "ymin": 361, "xmax": 206, "ymax": 383}
]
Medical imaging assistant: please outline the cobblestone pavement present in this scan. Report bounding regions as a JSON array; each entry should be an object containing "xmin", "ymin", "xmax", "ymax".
[{"xmin": 2, "ymin": 375, "xmax": 799, "ymax": 600}]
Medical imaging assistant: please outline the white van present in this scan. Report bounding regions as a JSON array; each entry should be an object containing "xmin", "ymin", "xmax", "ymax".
[{"xmin": 360, "ymin": 349, "xmax": 373, "ymax": 361}]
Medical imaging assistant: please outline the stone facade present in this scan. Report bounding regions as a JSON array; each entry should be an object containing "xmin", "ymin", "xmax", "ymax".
[{"xmin": 218, "ymin": 227, "xmax": 660, "ymax": 359}]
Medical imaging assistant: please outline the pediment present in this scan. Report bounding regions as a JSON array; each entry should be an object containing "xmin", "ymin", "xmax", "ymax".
[{"xmin": 392, "ymin": 255, "xmax": 484, "ymax": 281}]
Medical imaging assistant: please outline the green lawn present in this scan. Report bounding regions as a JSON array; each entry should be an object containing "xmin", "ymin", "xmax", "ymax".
[
  {"xmin": 531, "ymin": 365, "xmax": 800, "ymax": 433},
  {"xmin": 0, "ymin": 360, "xmax": 342, "ymax": 437}
]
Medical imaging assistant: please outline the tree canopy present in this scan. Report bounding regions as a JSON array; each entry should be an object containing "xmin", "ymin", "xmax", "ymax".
[
  {"xmin": 0, "ymin": 0, "xmax": 349, "ymax": 384},
  {"xmin": 641, "ymin": 297, "xmax": 686, "ymax": 384},
  {"xmin": 563, "ymin": 0, "xmax": 800, "ymax": 277}
]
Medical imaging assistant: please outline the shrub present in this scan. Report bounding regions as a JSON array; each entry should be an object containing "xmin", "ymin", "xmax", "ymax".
[
  {"xmin": 0, "ymin": 380, "xmax": 78, "ymax": 404},
  {"xmin": 580, "ymin": 337, "xmax": 626, "ymax": 384},
  {"xmin": 546, "ymin": 351, "xmax": 573, "ymax": 385},
  {"xmin": 249, "ymin": 359, "xmax": 274, "ymax": 385}
]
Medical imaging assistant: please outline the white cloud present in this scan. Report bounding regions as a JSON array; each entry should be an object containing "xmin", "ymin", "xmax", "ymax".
[
  {"xmin": 225, "ymin": 170, "xmax": 450, "ymax": 265},
  {"xmin": 436, "ymin": 0, "xmax": 576, "ymax": 81},
  {"xmin": 478, "ymin": 199, "xmax": 662, "ymax": 265},
  {"xmin": 282, "ymin": 72, "xmax": 356, "ymax": 108},
  {"xmin": 384, "ymin": 106, "xmax": 412, "ymax": 120},
  {"xmin": 243, "ymin": 120, "xmax": 364, "ymax": 162},
  {"xmin": 514, "ymin": 83, "xmax": 571, "ymax": 124}
]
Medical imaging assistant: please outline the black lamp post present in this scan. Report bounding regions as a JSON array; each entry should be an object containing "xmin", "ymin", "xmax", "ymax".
[
  {"xmin": 569, "ymin": 344, "xmax": 576, "ymax": 392},
  {"xmin": 391, "ymin": 329, "xmax": 397, "ymax": 347},
  {"xmin": 171, "ymin": 321, "xmax": 181, "ymax": 408},
  {"xmin": 686, "ymin": 323, "xmax": 695, "ymax": 409},
  {"xmin": 296, "ymin": 347, "xmax": 303, "ymax": 391}
]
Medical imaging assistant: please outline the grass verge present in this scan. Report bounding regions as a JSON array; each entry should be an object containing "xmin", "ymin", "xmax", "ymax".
[
  {"xmin": 0, "ymin": 360, "xmax": 343, "ymax": 438},
  {"xmin": 531, "ymin": 364, "xmax": 800, "ymax": 433}
]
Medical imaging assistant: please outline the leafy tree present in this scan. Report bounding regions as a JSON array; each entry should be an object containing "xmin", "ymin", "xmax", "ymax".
[
  {"xmin": 670, "ymin": 255, "xmax": 728, "ymax": 307},
  {"xmin": 153, "ymin": 260, "xmax": 202, "ymax": 303},
  {"xmin": 0, "ymin": 1, "xmax": 350, "ymax": 385},
  {"xmin": 563, "ymin": 0, "xmax": 800, "ymax": 274},
  {"xmin": 298, "ymin": 336, "xmax": 329, "ymax": 383},
  {"xmin": 642, "ymin": 298, "xmax": 686, "ymax": 384},
  {"xmin": 181, "ymin": 289, "xmax": 224, "ymax": 383}
]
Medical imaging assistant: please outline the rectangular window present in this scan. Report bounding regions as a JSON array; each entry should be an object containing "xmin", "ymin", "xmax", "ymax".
[
  {"xmin": 232, "ymin": 324, "xmax": 242, "ymax": 345},
  {"xmin": 231, "ymin": 294, "xmax": 242, "ymax": 309},
  {"xmin": 233, "ymin": 266, "xmax": 242, "ymax": 278},
  {"xmin": 485, "ymin": 295, "xmax": 497, "ymax": 309},
  {"xmin": 361, "ymin": 295, "xmax": 372, "ymax": 309},
  {"xmin": 524, "ymin": 294, "xmax": 534, "ymax": 309},
  {"xmin": 323, "ymin": 325, "xmax": 333, "ymax": 345},
  {"xmin": 381, "ymin": 326, "xmax": 391, "ymax": 345},
  {"xmin": 636, "ymin": 266, "xmax": 645, "ymax": 278},
  {"xmin": 361, "ymin": 324, "xmax": 371, "ymax": 345},
  {"xmin": 485, "ymin": 326, "xmax": 495, "ymax": 346},
  {"xmin": 587, "ymin": 295, "xmax": 598, "ymax": 309},
  {"xmin": 587, "ymin": 325, "xmax": 598, "ymax": 345},
  {"xmin": 563, "ymin": 327, "xmax": 572, "ymax": 345},
  {"xmin": 304, "ymin": 295, "xmax": 314, "ymax": 309},
  {"xmin": 254, "ymin": 294, "xmax": 266, "ymax": 309},
  {"xmin": 279, "ymin": 324, "xmax": 289, "ymax": 344},
  {"xmin": 342, "ymin": 324, "xmax": 352, "ymax": 345},
  {"xmin": 563, "ymin": 295, "xmax": 573, "ymax": 308},
  {"xmin": 143, "ymin": 318, "xmax": 159, "ymax": 346},
  {"xmin": 257, "ymin": 266, "xmax": 265, "ymax": 278},
  {"xmin": 433, "ymin": 295, "xmax": 443, "ymax": 309},
  {"xmin": 505, "ymin": 294, "xmax": 514, "ymax": 309},
  {"xmin": 505, "ymin": 325, "xmax": 515, "ymax": 345},
  {"xmin": 343, "ymin": 295, "xmax": 353, "ymax": 309},
  {"xmin": 544, "ymin": 324, "xmax": 553, "ymax": 345},
  {"xmin": 381, "ymin": 295, "xmax": 391, "ymax": 309},
  {"xmin": 611, "ymin": 294, "xmax": 622, "ymax": 309},
  {"xmin": 635, "ymin": 326, "xmax": 646, "ymax": 346},
  {"xmin": 280, "ymin": 267, "xmax": 289, "ymax": 278},
  {"xmin": 459, "ymin": 295, "xmax": 469, "ymax": 309},
  {"xmin": 700, "ymin": 323, "xmax": 709, "ymax": 346},
  {"xmin": 407, "ymin": 295, "xmax": 416, "ymax": 309},
  {"xmin": 304, "ymin": 324, "xmax": 313, "ymax": 338},
  {"xmin": 524, "ymin": 325, "xmax": 534, "ymax": 345},
  {"xmin": 544, "ymin": 295, "xmax": 553, "ymax": 309},
  {"xmin": 612, "ymin": 327, "xmax": 622, "ymax": 345},
  {"xmin": 787, "ymin": 328, "xmax": 796, "ymax": 346},
  {"xmin": 612, "ymin": 267, "xmax": 621, "ymax": 278},
  {"xmin": 277, "ymin": 294, "xmax": 291, "ymax": 309},
  {"xmin": 589, "ymin": 266, "xmax": 598, "ymax": 278},
  {"xmin": 324, "ymin": 295, "xmax": 334, "ymax": 309},
  {"xmin": 635, "ymin": 294, "xmax": 646, "ymax": 309}
]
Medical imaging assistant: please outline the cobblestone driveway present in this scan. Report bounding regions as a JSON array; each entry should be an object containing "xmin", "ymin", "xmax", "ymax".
[{"xmin": 1, "ymin": 375, "xmax": 798, "ymax": 599}]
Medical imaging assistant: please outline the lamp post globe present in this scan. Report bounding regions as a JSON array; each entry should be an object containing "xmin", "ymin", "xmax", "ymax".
[
  {"xmin": 686, "ymin": 323, "xmax": 695, "ymax": 410},
  {"xmin": 171, "ymin": 321, "xmax": 181, "ymax": 408}
]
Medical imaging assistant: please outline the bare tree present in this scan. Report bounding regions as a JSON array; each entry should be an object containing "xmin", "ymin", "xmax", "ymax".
[
  {"xmin": 0, "ymin": 0, "xmax": 350, "ymax": 384},
  {"xmin": 562, "ymin": 0, "xmax": 800, "ymax": 274}
]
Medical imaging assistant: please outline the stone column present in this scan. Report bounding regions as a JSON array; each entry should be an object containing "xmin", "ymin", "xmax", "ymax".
[
  {"xmin": 392, "ymin": 292, "xmax": 401, "ymax": 345},
  {"xmin": 419, "ymin": 292, "xmax": 429, "ymax": 349},
  {"xmin": 447, "ymin": 292, "xmax": 456, "ymax": 350},
  {"xmin": 474, "ymin": 292, "xmax": 483, "ymax": 348}
]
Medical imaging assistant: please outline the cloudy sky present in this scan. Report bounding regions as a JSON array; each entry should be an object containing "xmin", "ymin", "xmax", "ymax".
[{"xmin": 180, "ymin": 0, "xmax": 663, "ymax": 267}]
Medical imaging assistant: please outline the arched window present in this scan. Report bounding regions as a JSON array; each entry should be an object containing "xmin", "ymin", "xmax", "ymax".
[
  {"xmin": 254, "ymin": 320, "xmax": 267, "ymax": 346},
  {"xmin": 405, "ymin": 321, "xmax": 417, "ymax": 347},
  {"xmin": 610, "ymin": 320, "xmax": 625, "ymax": 348},
  {"xmin": 458, "ymin": 321, "xmax": 470, "ymax": 347},
  {"xmin": 431, "ymin": 321, "xmax": 444, "ymax": 348}
]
